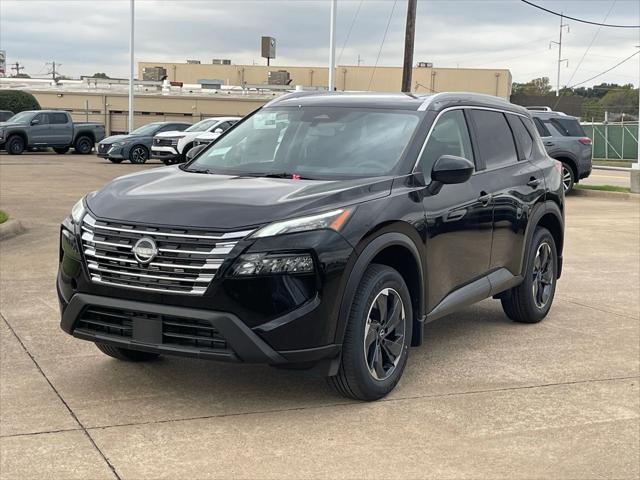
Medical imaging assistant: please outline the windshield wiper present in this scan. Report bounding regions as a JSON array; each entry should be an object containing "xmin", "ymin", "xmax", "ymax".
[{"xmin": 260, "ymin": 172, "xmax": 315, "ymax": 180}]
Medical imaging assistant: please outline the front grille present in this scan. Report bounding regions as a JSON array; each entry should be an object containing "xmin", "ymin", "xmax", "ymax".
[
  {"xmin": 154, "ymin": 138, "xmax": 175, "ymax": 146},
  {"xmin": 98, "ymin": 143, "xmax": 111, "ymax": 153},
  {"xmin": 75, "ymin": 306, "xmax": 228, "ymax": 352},
  {"xmin": 80, "ymin": 214, "xmax": 252, "ymax": 295}
]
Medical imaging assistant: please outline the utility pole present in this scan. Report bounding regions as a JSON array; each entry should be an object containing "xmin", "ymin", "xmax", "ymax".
[
  {"xmin": 401, "ymin": 0, "xmax": 417, "ymax": 93},
  {"xmin": 357, "ymin": 54, "xmax": 363, "ymax": 67},
  {"xmin": 631, "ymin": 45, "xmax": 640, "ymax": 193},
  {"xmin": 328, "ymin": 0, "xmax": 337, "ymax": 91},
  {"xmin": 549, "ymin": 14, "xmax": 569, "ymax": 96},
  {"xmin": 128, "ymin": 0, "xmax": 135, "ymax": 133},
  {"xmin": 10, "ymin": 62, "xmax": 24, "ymax": 77},
  {"xmin": 46, "ymin": 61, "xmax": 61, "ymax": 83}
]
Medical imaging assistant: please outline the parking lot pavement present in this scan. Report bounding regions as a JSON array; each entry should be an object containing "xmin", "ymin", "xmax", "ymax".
[
  {"xmin": 582, "ymin": 168, "xmax": 631, "ymax": 188},
  {"xmin": 1, "ymin": 153, "xmax": 639, "ymax": 479}
]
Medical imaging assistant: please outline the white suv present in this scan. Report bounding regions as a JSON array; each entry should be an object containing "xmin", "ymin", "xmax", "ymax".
[{"xmin": 152, "ymin": 117, "xmax": 240, "ymax": 164}]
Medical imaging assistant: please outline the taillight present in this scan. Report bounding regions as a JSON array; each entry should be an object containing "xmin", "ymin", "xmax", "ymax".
[{"xmin": 578, "ymin": 137, "xmax": 592, "ymax": 145}]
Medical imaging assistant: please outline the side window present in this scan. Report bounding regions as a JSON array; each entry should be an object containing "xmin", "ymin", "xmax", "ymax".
[
  {"xmin": 417, "ymin": 110, "xmax": 474, "ymax": 180},
  {"xmin": 506, "ymin": 115, "xmax": 533, "ymax": 160},
  {"xmin": 533, "ymin": 118, "xmax": 550, "ymax": 137},
  {"xmin": 469, "ymin": 110, "xmax": 518, "ymax": 169},
  {"xmin": 51, "ymin": 112, "xmax": 68, "ymax": 124},
  {"xmin": 215, "ymin": 121, "xmax": 229, "ymax": 131},
  {"xmin": 173, "ymin": 124, "xmax": 189, "ymax": 132},
  {"xmin": 34, "ymin": 113, "xmax": 49, "ymax": 125}
]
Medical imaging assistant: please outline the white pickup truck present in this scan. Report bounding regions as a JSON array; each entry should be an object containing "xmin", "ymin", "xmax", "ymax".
[{"xmin": 151, "ymin": 116, "xmax": 240, "ymax": 164}]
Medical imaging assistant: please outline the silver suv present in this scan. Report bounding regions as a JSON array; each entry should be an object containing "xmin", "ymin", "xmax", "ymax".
[{"xmin": 527, "ymin": 107, "xmax": 592, "ymax": 193}]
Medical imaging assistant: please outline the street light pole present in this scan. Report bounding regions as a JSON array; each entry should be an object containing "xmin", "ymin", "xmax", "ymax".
[
  {"xmin": 128, "ymin": 0, "xmax": 135, "ymax": 133},
  {"xmin": 631, "ymin": 46, "xmax": 640, "ymax": 193},
  {"xmin": 328, "ymin": 0, "xmax": 337, "ymax": 91}
]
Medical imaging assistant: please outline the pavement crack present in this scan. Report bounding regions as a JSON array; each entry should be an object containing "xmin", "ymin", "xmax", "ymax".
[{"xmin": 1, "ymin": 313, "xmax": 123, "ymax": 480}]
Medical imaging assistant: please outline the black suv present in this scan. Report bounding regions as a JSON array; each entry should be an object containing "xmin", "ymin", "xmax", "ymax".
[{"xmin": 58, "ymin": 92, "xmax": 564, "ymax": 401}]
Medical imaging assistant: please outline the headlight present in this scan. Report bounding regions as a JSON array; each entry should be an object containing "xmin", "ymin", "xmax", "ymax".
[
  {"xmin": 231, "ymin": 253, "xmax": 314, "ymax": 276},
  {"xmin": 250, "ymin": 208, "xmax": 353, "ymax": 239},
  {"xmin": 111, "ymin": 141, "xmax": 126, "ymax": 148},
  {"xmin": 70, "ymin": 197, "xmax": 86, "ymax": 224}
]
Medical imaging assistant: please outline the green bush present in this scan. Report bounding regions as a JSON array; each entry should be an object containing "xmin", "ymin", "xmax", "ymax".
[{"xmin": 0, "ymin": 90, "xmax": 41, "ymax": 115}]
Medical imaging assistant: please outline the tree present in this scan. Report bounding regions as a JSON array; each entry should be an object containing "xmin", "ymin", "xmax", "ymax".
[
  {"xmin": 0, "ymin": 90, "xmax": 41, "ymax": 113},
  {"xmin": 92, "ymin": 72, "xmax": 110, "ymax": 79},
  {"xmin": 581, "ymin": 98, "xmax": 604, "ymax": 122},
  {"xmin": 11, "ymin": 73, "xmax": 31, "ymax": 79},
  {"xmin": 512, "ymin": 77, "xmax": 553, "ymax": 96},
  {"xmin": 601, "ymin": 87, "xmax": 639, "ymax": 118}
]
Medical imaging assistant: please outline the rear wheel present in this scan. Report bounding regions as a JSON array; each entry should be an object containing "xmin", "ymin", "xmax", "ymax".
[
  {"xmin": 561, "ymin": 163, "xmax": 574, "ymax": 194},
  {"xmin": 53, "ymin": 146, "xmax": 70, "ymax": 154},
  {"xmin": 95, "ymin": 343, "xmax": 160, "ymax": 362},
  {"xmin": 129, "ymin": 145, "xmax": 149, "ymax": 164},
  {"xmin": 501, "ymin": 227, "xmax": 557, "ymax": 323},
  {"xmin": 74, "ymin": 136, "xmax": 94, "ymax": 154},
  {"xmin": 327, "ymin": 264, "xmax": 412, "ymax": 401},
  {"xmin": 6, "ymin": 135, "xmax": 25, "ymax": 155}
]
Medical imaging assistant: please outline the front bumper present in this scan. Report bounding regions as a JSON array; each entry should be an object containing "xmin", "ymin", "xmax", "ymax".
[
  {"xmin": 151, "ymin": 146, "xmax": 180, "ymax": 161},
  {"xmin": 97, "ymin": 144, "xmax": 125, "ymax": 159}
]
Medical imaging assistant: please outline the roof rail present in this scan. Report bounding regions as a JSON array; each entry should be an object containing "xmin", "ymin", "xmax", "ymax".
[
  {"xmin": 525, "ymin": 106, "xmax": 553, "ymax": 112},
  {"xmin": 263, "ymin": 90, "xmax": 324, "ymax": 108}
]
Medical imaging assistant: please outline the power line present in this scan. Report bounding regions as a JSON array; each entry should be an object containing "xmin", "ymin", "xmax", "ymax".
[
  {"xmin": 368, "ymin": 0, "xmax": 398, "ymax": 91},
  {"xmin": 337, "ymin": 0, "xmax": 364, "ymax": 65},
  {"xmin": 520, "ymin": 0, "xmax": 639, "ymax": 28},
  {"xmin": 567, "ymin": 50, "xmax": 640, "ymax": 89}
]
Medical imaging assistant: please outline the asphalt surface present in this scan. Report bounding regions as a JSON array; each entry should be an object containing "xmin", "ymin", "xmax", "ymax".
[
  {"xmin": 581, "ymin": 168, "xmax": 631, "ymax": 188},
  {"xmin": 1, "ymin": 153, "xmax": 639, "ymax": 479}
]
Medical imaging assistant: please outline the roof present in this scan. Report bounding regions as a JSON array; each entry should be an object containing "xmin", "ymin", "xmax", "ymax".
[{"xmin": 267, "ymin": 91, "xmax": 528, "ymax": 115}]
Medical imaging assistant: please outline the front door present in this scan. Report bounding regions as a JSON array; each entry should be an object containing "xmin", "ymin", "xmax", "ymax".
[
  {"xmin": 29, "ymin": 112, "xmax": 53, "ymax": 144},
  {"xmin": 416, "ymin": 109, "xmax": 493, "ymax": 310}
]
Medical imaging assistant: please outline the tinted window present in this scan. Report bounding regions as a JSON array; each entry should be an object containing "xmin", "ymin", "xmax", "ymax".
[
  {"xmin": 51, "ymin": 112, "xmax": 68, "ymax": 124},
  {"xmin": 190, "ymin": 107, "xmax": 421, "ymax": 179},
  {"xmin": 533, "ymin": 118, "xmax": 550, "ymax": 137},
  {"xmin": 173, "ymin": 124, "xmax": 190, "ymax": 132},
  {"xmin": 470, "ymin": 110, "xmax": 518, "ymax": 169},
  {"xmin": 549, "ymin": 117, "xmax": 585, "ymax": 137},
  {"xmin": 417, "ymin": 110, "xmax": 474, "ymax": 180},
  {"xmin": 507, "ymin": 115, "xmax": 533, "ymax": 160},
  {"xmin": 33, "ymin": 113, "xmax": 50, "ymax": 125}
]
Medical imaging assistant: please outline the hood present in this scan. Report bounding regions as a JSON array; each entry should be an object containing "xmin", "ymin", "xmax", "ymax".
[
  {"xmin": 155, "ymin": 131, "xmax": 188, "ymax": 139},
  {"xmin": 0, "ymin": 120, "xmax": 27, "ymax": 127},
  {"xmin": 100, "ymin": 134, "xmax": 142, "ymax": 144},
  {"xmin": 86, "ymin": 166, "xmax": 393, "ymax": 230},
  {"xmin": 195, "ymin": 131, "xmax": 221, "ymax": 140}
]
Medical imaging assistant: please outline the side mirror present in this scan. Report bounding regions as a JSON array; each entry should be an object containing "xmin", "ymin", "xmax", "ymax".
[
  {"xmin": 213, "ymin": 128, "xmax": 224, "ymax": 134},
  {"xmin": 185, "ymin": 144, "xmax": 206, "ymax": 162},
  {"xmin": 431, "ymin": 155, "xmax": 474, "ymax": 185},
  {"xmin": 31, "ymin": 119, "xmax": 40, "ymax": 125}
]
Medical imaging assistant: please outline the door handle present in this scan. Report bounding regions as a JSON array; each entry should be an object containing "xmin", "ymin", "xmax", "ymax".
[
  {"xmin": 527, "ymin": 177, "xmax": 542, "ymax": 188},
  {"xmin": 543, "ymin": 141, "xmax": 555, "ymax": 147},
  {"xmin": 477, "ymin": 191, "xmax": 492, "ymax": 206}
]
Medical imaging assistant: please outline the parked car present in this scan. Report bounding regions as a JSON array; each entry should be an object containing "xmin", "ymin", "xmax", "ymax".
[
  {"xmin": 0, "ymin": 110, "xmax": 14, "ymax": 122},
  {"xmin": 527, "ymin": 107, "xmax": 592, "ymax": 193},
  {"xmin": 97, "ymin": 122, "xmax": 191, "ymax": 164},
  {"xmin": 0, "ymin": 110, "xmax": 105, "ymax": 155},
  {"xmin": 58, "ymin": 92, "xmax": 564, "ymax": 401},
  {"xmin": 192, "ymin": 119, "xmax": 240, "ymax": 147},
  {"xmin": 152, "ymin": 116, "xmax": 241, "ymax": 164}
]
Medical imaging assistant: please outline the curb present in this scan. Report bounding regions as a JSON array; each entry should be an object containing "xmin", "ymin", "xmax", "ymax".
[
  {"xmin": 0, "ymin": 219, "xmax": 25, "ymax": 240},
  {"xmin": 572, "ymin": 188, "xmax": 639, "ymax": 201},
  {"xmin": 592, "ymin": 165, "xmax": 631, "ymax": 172}
]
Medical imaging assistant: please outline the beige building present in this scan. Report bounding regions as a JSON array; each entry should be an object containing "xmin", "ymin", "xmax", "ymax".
[{"xmin": 139, "ymin": 61, "xmax": 512, "ymax": 98}]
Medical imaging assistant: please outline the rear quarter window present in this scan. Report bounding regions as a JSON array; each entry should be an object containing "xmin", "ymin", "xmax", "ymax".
[
  {"xmin": 469, "ymin": 110, "xmax": 518, "ymax": 169},
  {"xmin": 549, "ymin": 117, "xmax": 585, "ymax": 137}
]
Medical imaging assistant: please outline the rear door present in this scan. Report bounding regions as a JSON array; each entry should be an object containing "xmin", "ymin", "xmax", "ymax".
[
  {"xmin": 469, "ymin": 109, "xmax": 545, "ymax": 278},
  {"xmin": 50, "ymin": 112, "xmax": 73, "ymax": 145},
  {"xmin": 417, "ymin": 109, "xmax": 494, "ymax": 310}
]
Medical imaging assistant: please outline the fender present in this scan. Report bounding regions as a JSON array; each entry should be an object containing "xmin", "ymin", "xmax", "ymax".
[
  {"xmin": 335, "ymin": 231, "xmax": 425, "ymax": 348},
  {"xmin": 519, "ymin": 200, "xmax": 564, "ymax": 278}
]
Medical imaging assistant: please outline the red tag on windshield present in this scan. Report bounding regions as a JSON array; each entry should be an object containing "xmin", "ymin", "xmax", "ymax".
[{"xmin": 292, "ymin": 174, "xmax": 301, "ymax": 180}]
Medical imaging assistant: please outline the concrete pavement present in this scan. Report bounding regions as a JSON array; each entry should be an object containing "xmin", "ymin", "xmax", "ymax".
[
  {"xmin": 582, "ymin": 168, "xmax": 631, "ymax": 188},
  {"xmin": 1, "ymin": 153, "xmax": 638, "ymax": 479}
]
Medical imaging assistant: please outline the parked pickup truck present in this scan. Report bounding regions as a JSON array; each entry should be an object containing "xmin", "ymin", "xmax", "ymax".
[{"xmin": 0, "ymin": 110, "xmax": 105, "ymax": 155}]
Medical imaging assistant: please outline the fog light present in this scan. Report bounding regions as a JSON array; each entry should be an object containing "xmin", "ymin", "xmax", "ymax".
[{"xmin": 231, "ymin": 253, "xmax": 314, "ymax": 276}]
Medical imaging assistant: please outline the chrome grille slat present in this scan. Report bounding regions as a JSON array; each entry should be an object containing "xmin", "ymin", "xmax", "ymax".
[{"xmin": 81, "ymin": 215, "xmax": 251, "ymax": 295}]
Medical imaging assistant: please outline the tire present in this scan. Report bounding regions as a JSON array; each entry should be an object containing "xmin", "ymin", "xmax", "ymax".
[
  {"xmin": 95, "ymin": 343, "xmax": 160, "ymax": 362},
  {"xmin": 108, "ymin": 158, "xmax": 124, "ymax": 164},
  {"xmin": 73, "ymin": 136, "xmax": 94, "ymax": 154},
  {"xmin": 327, "ymin": 264, "xmax": 413, "ymax": 401},
  {"xmin": 6, "ymin": 135, "xmax": 25, "ymax": 155},
  {"xmin": 161, "ymin": 158, "xmax": 173, "ymax": 165},
  {"xmin": 561, "ymin": 163, "xmax": 574, "ymax": 194},
  {"xmin": 128, "ymin": 145, "xmax": 149, "ymax": 164},
  {"xmin": 53, "ymin": 146, "xmax": 70, "ymax": 154},
  {"xmin": 501, "ymin": 227, "xmax": 557, "ymax": 323}
]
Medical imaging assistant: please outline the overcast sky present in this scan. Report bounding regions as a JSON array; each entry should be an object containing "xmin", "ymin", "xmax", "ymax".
[{"xmin": 1, "ymin": 0, "xmax": 639, "ymax": 88}]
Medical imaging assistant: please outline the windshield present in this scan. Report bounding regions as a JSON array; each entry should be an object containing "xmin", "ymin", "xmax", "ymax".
[
  {"xmin": 131, "ymin": 123, "xmax": 162, "ymax": 136},
  {"xmin": 187, "ymin": 107, "xmax": 421, "ymax": 179},
  {"xmin": 7, "ymin": 111, "xmax": 35, "ymax": 123},
  {"xmin": 186, "ymin": 118, "xmax": 220, "ymax": 132}
]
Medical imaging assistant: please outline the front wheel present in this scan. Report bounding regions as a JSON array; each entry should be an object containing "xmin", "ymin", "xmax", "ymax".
[
  {"xmin": 129, "ymin": 145, "xmax": 149, "ymax": 164},
  {"xmin": 6, "ymin": 135, "xmax": 25, "ymax": 155},
  {"xmin": 501, "ymin": 227, "xmax": 557, "ymax": 323},
  {"xmin": 95, "ymin": 343, "xmax": 160, "ymax": 362},
  {"xmin": 327, "ymin": 264, "xmax": 412, "ymax": 401},
  {"xmin": 108, "ymin": 158, "xmax": 124, "ymax": 164}
]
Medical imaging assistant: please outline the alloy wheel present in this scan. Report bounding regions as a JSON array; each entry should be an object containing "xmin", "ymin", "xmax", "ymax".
[
  {"xmin": 131, "ymin": 146, "xmax": 148, "ymax": 163},
  {"xmin": 532, "ymin": 242, "xmax": 554, "ymax": 309},
  {"xmin": 363, "ymin": 288, "xmax": 406, "ymax": 381},
  {"xmin": 562, "ymin": 165, "xmax": 573, "ymax": 193}
]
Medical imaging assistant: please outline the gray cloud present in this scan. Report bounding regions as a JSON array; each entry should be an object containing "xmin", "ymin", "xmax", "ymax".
[{"xmin": 1, "ymin": 0, "xmax": 638, "ymax": 87}]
